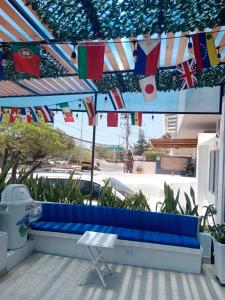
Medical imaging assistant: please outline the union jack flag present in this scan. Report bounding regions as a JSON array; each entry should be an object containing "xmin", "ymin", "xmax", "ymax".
[{"xmin": 176, "ymin": 59, "xmax": 197, "ymax": 89}]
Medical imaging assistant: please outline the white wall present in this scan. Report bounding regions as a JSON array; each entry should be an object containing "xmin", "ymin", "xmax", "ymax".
[
  {"xmin": 217, "ymin": 98, "xmax": 225, "ymax": 223},
  {"xmin": 196, "ymin": 133, "xmax": 219, "ymax": 214}
]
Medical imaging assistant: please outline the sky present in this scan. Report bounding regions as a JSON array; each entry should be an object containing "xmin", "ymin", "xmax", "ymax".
[{"xmin": 54, "ymin": 111, "xmax": 164, "ymax": 148}]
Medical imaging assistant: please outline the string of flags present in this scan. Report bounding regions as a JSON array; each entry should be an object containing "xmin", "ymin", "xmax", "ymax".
[
  {"xmin": 0, "ymin": 105, "xmax": 143, "ymax": 127},
  {"xmin": 0, "ymin": 31, "xmax": 220, "ymax": 124},
  {"xmin": 0, "ymin": 32, "xmax": 219, "ymax": 91}
]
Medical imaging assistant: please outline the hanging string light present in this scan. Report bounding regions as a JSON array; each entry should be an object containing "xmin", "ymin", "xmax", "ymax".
[
  {"xmin": 152, "ymin": 115, "xmax": 154, "ymax": 120},
  {"xmin": 104, "ymin": 96, "xmax": 108, "ymax": 103},
  {"xmin": 70, "ymin": 43, "xmax": 77, "ymax": 64},
  {"xmin": 1, "ymin": 46, "xmax": 9, "ymax": 67},
  {"xmin": 217, "ymin": 46, "xmax": 221, "ymax": 61},
  {"xmin": 132, "ymin": 40, "xmax": 138, "ymax": 62},
  {"xmin": 76, "ymin": 113, "xmax": 79, "ymax": 118},
  {"xmin": 188, "ymin": 36, "xmax": 193, "ymax": 54},
  {"xmin": 172, "ymin": 72, "xmax": 177, "ymax": 81},
  {"xmin": 100, "ymin": 113, "xmax": 103, "ymax": 119}
]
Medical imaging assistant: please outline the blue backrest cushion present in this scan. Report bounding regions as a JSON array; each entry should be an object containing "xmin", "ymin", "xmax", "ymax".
[{"xmin": 40, "ymin": 203, "xmax": 198, "ymax": 237}]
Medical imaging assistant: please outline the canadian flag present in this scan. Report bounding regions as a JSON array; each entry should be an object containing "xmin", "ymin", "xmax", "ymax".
[{"xmin": 139, "ymin": 76, "xmax": 158, "ymax": 102}]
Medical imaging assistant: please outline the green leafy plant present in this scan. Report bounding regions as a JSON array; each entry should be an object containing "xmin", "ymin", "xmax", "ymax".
[
  {"xmin": 156, "ymin": 183, "xmax": 213, "ymax": 232},
  {"xmin": 178, "ymin": 187, "xmax": 199, "ymax": 216},
  {"xmin": 124, "ymin": 190, "xmax": 150, "ymax": 211},
  {"xmin": 98, "ymin": 180, "xmax": 150, "ymax": 211},
  {"xmin": 207, "ymin": 205, "xmax": 225, "ymax": 244},
  {"xmin": 156, "ymin": 182, "xmax": 180, "ymax": 214},
  {"xmin": 22, "ymin": 172, "xmax": 86, "ymax": 205},
  {"xmin": 97, "ymin": 179, "xmax": 124, "ymax": 208}
]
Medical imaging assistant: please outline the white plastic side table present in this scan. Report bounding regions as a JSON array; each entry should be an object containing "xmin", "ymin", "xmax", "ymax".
[{"xmin": 77, "ymin": 231, "xmax": 117, "ymax": 288}]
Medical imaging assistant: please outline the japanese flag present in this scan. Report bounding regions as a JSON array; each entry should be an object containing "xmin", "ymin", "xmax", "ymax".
[{"xmin": 139, "ymin": 76, "xmax": 158, "ymax": 102}]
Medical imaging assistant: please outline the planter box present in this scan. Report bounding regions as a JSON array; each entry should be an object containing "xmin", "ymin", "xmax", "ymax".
[
  {"xmin": 213, "ymin": 239, "xmax": 225, "ymax": 284},
  {"xmin": 199, "ymin": 232, "xmax": 211, "ymax": 258}
]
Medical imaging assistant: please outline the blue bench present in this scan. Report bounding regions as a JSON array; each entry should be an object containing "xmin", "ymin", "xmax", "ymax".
[{"xmin": 31, "ymin": 203, "xmax": 200, "ymax": 249}]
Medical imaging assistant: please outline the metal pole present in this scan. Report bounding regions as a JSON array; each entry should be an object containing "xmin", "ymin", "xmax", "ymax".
[
  {"xmin": 126, "ymin": 113, "xmax": 130, "ymax": 150},
  {"xmin": 90, "ymin": 92, "xmax": 98, "ymax": 205},
  {"xmin": 79, "ymin": 112, "xmax": 83, "ymax": 165}
]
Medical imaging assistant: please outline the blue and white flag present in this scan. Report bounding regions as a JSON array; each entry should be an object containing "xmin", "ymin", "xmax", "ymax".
[
  {"xmin": 30, "ymin": 107, "xmax": 39, "ymax": 123},
  {"xmin": 21, "ymin": 108, "xmax": 32, "ymax": 123}
]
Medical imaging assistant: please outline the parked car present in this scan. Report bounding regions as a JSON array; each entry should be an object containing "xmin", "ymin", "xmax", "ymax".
[{"xmin": 33, "ymin": 171, "xmax": 135, "ymax": 201}]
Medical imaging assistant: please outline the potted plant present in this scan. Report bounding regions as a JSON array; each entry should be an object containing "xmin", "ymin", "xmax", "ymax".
[{"xmin": 208, "ymin": 206, "xmax": 225, "ymax": 284}]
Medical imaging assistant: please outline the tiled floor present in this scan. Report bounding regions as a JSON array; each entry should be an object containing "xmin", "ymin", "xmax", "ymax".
[{"xmin": 0, "ymin": 252, "xmax": 225, "ymax": 300}]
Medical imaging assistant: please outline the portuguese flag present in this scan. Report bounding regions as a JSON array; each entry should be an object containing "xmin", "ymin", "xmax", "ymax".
[
  {"xmin": 78, "ymin": 44, "xmax": 105, "ymax": 80},
  {"xmin": 11, "ymin": 43, "xmax": 40, "ymax": 78}
]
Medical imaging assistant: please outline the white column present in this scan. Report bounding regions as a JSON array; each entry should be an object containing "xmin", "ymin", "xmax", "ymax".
[
  {"xmin": 196, "ymin": 145, "xmax": 210, "ymax": 214},
  {"xmin": 217, "ymin": 98, "xmax": 225, "ymax": 223}
]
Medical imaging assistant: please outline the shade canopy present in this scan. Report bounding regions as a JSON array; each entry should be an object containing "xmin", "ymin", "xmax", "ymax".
[
  {"xmin": 0, "ymin": 0, "xmax": 225, "ymax": 111},
  {"xmin": 150, "ymin": 138, "xmax": 198, "ymax": 149}
]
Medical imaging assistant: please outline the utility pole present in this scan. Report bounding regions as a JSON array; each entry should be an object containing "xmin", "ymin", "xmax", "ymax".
[
  {"xmin": 120, "ymin": 113, "xmax": 131, "ymax": 150},
  {"xmin": 79, "ymin": 112, "xmax": 83, "ymax": 165},
  {"xmin": 125, "ymin": 113, "xmax": 129, "ymax": 150}
]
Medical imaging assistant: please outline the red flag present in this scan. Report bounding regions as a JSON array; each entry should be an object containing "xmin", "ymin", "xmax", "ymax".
[
  {"xmin": 88, "ymin": 115, "xmax": 98, "ymax": 126},
  {"xmin": 11, "ymin": 43, "xmax": 40, "ymax": 78},
  {"xmin": 78, "ymin": 44, "xmax": 105, "ymax": 80},
  {"xmin": 88, "ymin": 116, "xmax": 94, "ymax": 126},
  {"xmin": 9, "ymin": 108, "xmax": 19, "ymax": 123},
  {"xmin": 107, "ymin": 112, "xmax": 118, "ymax": 127}
]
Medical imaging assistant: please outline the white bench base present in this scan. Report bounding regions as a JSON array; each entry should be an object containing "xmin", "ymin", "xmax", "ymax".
[{"xmin": 29, "ymin": 229, "xmax": 202, "ymax": 274}]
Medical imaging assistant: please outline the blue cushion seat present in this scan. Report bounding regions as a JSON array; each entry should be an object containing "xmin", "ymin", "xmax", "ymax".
[
  {"xmin": 31, "ymin": 221, "xmax": 200, "ymax": 249},
  {"xmin": 31, "ymin": 203, "xmax": 200, "ymax": 249}
]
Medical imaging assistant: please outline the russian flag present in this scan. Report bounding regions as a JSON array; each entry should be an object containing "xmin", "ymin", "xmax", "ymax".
[
  {"xmin": 134, "ymin": 39, "xmax": 161, "ymax": 76},
  {"xmin": 108, "ymin": 88, "xmax": 125, "ymax": 110},
  {"xmin": 40, "ymin": 106, "xmax": 54, "ymax": 123}
]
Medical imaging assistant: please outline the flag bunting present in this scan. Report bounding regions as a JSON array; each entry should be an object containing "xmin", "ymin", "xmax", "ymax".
[
  {"xmin": 192, "ymin": 32, "xmax": 219, "ymax": 70},
  {"xmin": 59, "ymin": 102, "xmax": 74, "ymax": 122},
  {"xmin": 108, "ymin": 88, "xmax": 125, "ymax": 110},
  {"xmin": 176, "ymin": 59, "xmax": 197, "ymax": 89},
  {"xmin": 131, "ymin": 112, "xmax": 142, "ymax": 126},
  {"xmin": 83, "ymin": 97, "xmax": 95, "ymax": 118},
  {"xmin": 78, "ymin": 44, "xmax": 105, "ymax": 80},
  {"xmin": 107, "ymin": 112, "xmax": 118, "ymax": 127},
  {"xmin": 40, "ymin": 106, "xmax": 54, "ymax": 123},
  {"xmin": 11, "ymin": 43, "xmax": 40, "ymax": 77}
]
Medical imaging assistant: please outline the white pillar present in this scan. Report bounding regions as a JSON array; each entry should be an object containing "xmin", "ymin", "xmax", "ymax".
[
  {"xmin": 217, "ymin": 99, "xmax": 225, "ymax": 223},
  {"xmin": 196, "ymin": 145, "xmax": 210, "ymax": 214}
]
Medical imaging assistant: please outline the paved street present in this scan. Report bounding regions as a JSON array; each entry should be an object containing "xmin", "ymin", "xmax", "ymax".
[{"xmin": 94, "ymin": 160, "xmax": 196, "ymax": 211}]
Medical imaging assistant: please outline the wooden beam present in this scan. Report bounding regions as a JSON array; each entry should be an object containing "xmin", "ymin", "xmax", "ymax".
[{"xmin": 165, "ymin": 32, "xmax": 175, "ymax": 67}]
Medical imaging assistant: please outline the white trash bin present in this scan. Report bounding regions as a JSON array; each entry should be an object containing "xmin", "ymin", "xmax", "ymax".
[{"xmin": 0, "ymin": 184, "xmax": 38, "ymax": 250}]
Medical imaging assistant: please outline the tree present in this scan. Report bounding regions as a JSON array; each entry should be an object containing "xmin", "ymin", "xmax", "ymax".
[
  {"xmin": 0, "ymin": 116, "xmax": 78, "ymax": 181},
  {"xmin": 133, "ymin": 130, "xmax": 149, "ymax": 156},
  {"xmin": 95, "ymin": 146, "xmax": 113, "ymax": 160},
  {"xmin": 144, "ymin": 147, "xmax": 165, "ymax": 162},
  {"xmin": 161, "ymin": 132, "xmax": 171, "ymax": 139}
]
